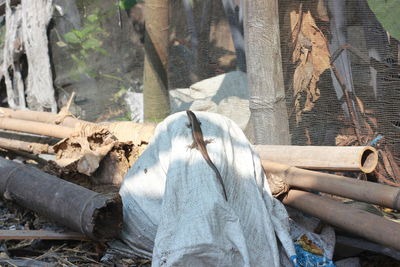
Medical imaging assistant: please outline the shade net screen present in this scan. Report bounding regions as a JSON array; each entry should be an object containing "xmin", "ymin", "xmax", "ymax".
[
  {"xmin": 168, "ymin": 0, "xmax": 399, "ymax": 184},
  {"xmin": 277, "ymin": 0, "xmax": 400, "ymax": 183}
]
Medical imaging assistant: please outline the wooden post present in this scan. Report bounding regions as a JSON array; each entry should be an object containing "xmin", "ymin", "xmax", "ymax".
[
  {"xmin": 143, "ymin": 0, "xmax": 170, "ymax": 121},
  {"xmin": 243, "ymin": 0, "xmax": 290, "ymax": 145}
]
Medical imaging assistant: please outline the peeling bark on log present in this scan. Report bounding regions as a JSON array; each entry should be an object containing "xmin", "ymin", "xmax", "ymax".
[
  {"xmin": 1, "ymin": 0, "xmax": 57, "ymax": 112},
  {"xmin": 0, "ymin": 157, "xmax": 122, "ymax": 240},
  {"xmin": 2, "ymin": 0, "xmax": 25, "ymax": 109},
  {"xmin": 21, "ymin": 0, "xmax": 57, "ymax": 112}
]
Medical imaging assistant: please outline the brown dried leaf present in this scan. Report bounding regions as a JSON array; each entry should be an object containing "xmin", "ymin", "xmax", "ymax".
[
  {"xmin": 335, "ymin": 135, "xmax": 358, "ymax": 146},
  {"xmin": 297, "ymin": 234, "xmax": 324, "ymax": 255},
  {"xmin": 385, "ymin": 146, "xmax": 400, "ymax": 182},
  {"xmin": 289, "ymin": 10, "xmax": 330, "ymax": 123},
  {"xmin": 354, "ymin": 96, "xmax": 365, "ymax": 114},
  {"xmin": 380, "ymin": 150, "xmax": 395, "ymax": 179}
]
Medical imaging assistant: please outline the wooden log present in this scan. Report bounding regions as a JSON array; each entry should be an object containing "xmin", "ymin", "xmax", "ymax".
[
  {"xmin": 282, "ymin": 189, "xmax": 400, "ymax": 251},
  {"xmin": 0, "ymin": 107, "xmax": 84, "ymax": 128},
  {"xmin": 0, "ymin": 157, "xmax": 122, "ymax": 241},
  {"xmin": 0, "ymin": 117, "xmax": 73, "ymax": 139},
  {"xmin": 0, "ymin": 137, "xmax": 54, "ymax": 154},
  {"xmin": 262, "ymin": 160, "xmax": 400, "ymax": 210},
  {"xmin": 0, "ymin": 230, "xmax": 89, "ymax": 240},
  {"xmin": 255, "ymin": 145, "xmax": 378, "ymax": 173}
]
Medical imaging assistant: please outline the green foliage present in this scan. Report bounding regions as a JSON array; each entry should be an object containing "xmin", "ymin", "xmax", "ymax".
[
  {"xmin": 112, "ymin": 86, "xmax": 128, "ymax": 102},
  {"xmin": 119, "ymin": 0, "xmax": 143, "ymax": 10},
  {"xmin": 367, "ymin": 0, "xmax": 400, "ymax": 40},
  {"xmin": 63, "ymin": 8, "xmax": 108, "ymax": 80}
]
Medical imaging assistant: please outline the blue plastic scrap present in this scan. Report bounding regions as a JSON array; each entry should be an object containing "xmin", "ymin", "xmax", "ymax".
[
  {"xmin": 294, "ymin": 244, "xmax": 336, "ymax": 267},
  {"xmin": 369, "ymin": 135, "xmax": 383, "ymax": 146}
]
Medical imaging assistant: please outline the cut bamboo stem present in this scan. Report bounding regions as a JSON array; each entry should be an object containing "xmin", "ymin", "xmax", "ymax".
[
  {"xmin": 0, "ymin": 107, "xmax": 85, "ymax": 128},
  {"xmin": 255, "ymin": 145, "xmax": 378, "ymax": 173},
  {"xmin": 0, "ymin": 137, "xmax": 54, "ymax": 154},
  {"xmin": 282, "ymin": 190, "xmax": 400, "ymax": 251},
  {"xmin": 0, "ymin": 157, "xmax": 122, "ymax": 240},
  {"xmin": 262, "ymin": 160, "xmax": 400, "ymax": 210},
  {"xmin": 0, "ymin": 117, "xmax": 73, "ymax": 139}
]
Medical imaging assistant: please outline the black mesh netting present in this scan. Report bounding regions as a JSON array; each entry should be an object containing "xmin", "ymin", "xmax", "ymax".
[
  {"xmin": 167, "ymin": 0, "xmax": 399, "ymax": 184},
  {"xmin": 278, "ymin": 0, "xmax": 400, "ymax": 183}
]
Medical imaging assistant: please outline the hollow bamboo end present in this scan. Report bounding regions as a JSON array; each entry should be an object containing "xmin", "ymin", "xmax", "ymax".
[{"xmin": 359, "ymin": 146, "xmax": 378, "ymax": 173}]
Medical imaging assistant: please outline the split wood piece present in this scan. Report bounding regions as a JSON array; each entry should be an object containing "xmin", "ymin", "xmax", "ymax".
[
  {"xmin": 0, "ymin": 137, "xmax": 54, "ymax": 154},
  {"xmin": 0, "ymin": 107, "xmax": 86, "ymax": 128},
  {"xmin": 282, "ymin": 189, "xmax": 400, "ymax": 251},
  {"xmin": 0, "ymin": 117, "xmax": 73, "ymax": 139},
  {"xmin": 0, "ymin": 230, "xmax": 89, "ymax": 240},
  {"xmin": 255, "ymin": 145, "xmax": 378, "ymax": 173},
  {"xmin": 0, "ymin": 157, "xmax": 122, "ymax": 241},
  {"xmin": 262, "ymin": 160, "xmax": 400, "ymax": 210}
]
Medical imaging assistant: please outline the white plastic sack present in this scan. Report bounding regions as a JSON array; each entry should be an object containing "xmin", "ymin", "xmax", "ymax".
[{"xmin": 119, "ymin": 111, "xmax": 296, "ymax": 266}]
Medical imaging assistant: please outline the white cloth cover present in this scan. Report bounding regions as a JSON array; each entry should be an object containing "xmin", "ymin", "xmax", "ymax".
[{"xmin": 119, "ymin": 111, "xmax": 296, "ymax": 266}]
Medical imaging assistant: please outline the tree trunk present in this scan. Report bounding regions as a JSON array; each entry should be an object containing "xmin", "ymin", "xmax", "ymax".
[
  {"xmin": 243, "ymin": 0, "xmax": 290, "ymax": 145},
  {"xmin": 143, "ymin": 0, "xmax": 170, "ymax": 121},
  {"xmin": 22, "ymin": 0, "xmax": 57, "ymax": 112}
]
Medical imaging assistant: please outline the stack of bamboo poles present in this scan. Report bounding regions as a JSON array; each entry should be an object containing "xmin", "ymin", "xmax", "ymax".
[
  {"xmin": 0, "ymin": 107, "xmax": 85, "ymax": 154},
  {"xmin": 0, "ymin": 108, "xmax": 125, "ymax": 241},
  {"xmin": 0, "ymin": 107, "xmax": 155, "ymax": 153},
  {"xmin": 254, "ymin": 145, "xmax": 400, "ymax": 251},
  {"xmin": 0, "ymin": 107, "xmax": 86, "ymax": 137},
  {"xmin": 1, "ymin": 107, "xmax": 399, "ymax": 250}
]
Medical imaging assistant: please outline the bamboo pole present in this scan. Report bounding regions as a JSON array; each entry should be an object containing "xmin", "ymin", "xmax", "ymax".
[
  {"xmin": 282, "ymin": 190, "xmax": 400, "ymax": 251},
  {"xmin": 0, "ymin": 117, "xmax": 72, "ymax": 139},
  {"xmin": 0, "ymin": 107, "xmax": 84, "ymax": 128},
  {"xmin": 0, "ymin": 157, "xmax": 122, "ymax": 240},
  {"xmin": 0, "ymin": 137, "xmax": 54, "ymax": 154},
  {"xmin": 262, "ymin": 160, "xmax": 400, "ymax": 210},
  {"xmin": 255, "ymin": 145, "xmax": 378, "ymax": 173}
]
